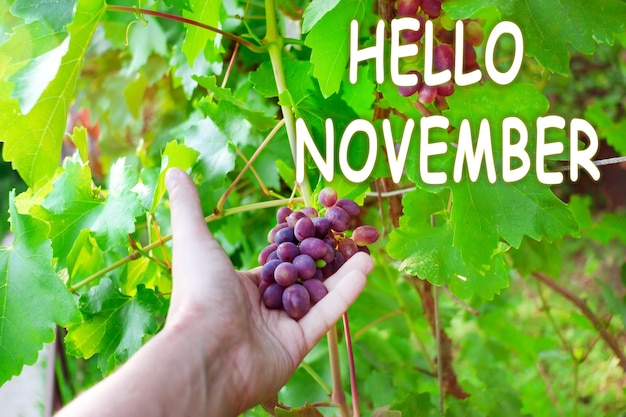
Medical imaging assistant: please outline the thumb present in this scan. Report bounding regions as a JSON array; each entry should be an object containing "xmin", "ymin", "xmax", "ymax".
[{"xmin": 165, "ymin": 168, "xmax": 233, "ymax": 304}]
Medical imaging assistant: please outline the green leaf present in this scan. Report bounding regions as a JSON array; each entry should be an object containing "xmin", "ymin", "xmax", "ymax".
[
  {"xmin": 387, "ymin": 190, "xmax": 510, "ymax": 300},
  {"xmin": 65, "ymin": 278, "xmax": 161, "ymax": 374},
  {"xmin": 584, "ymin": 102, "xmax": 626, "ymax": 155},
  {"xmin": 66, "ymin": 229, "xmax": 104, "ymax": 286},
  {"xmin": 301, "ymin": 0, "xmax": 341, "ymax": 33},
  {"xmin": 151, "ymin": 140, "xmax": 200, "ymax": 212},
  {"xmin": 444, "ymin": 0, "xmax": 626, "ymax": 74},
  {"xmin": 0, "ymin": 191, "xmax": 79, "ymax": 385},
  {"xmin": 35, "ymin": 157, "xmax": 143, "ymax": 265},
  {"xmin": 70, "ymin": 125, "xmax": 89, "ymax": 163},
  {"xmin": 181, "ymin": 0, "xmax": 221, "ymax": 65},
  {"xmin": 0, "ymin": 0, "xmax": 105, "ymax": 186},
  {"xmin": 304, "ymin": 0, "xmax": 365, "ymax": 97},
  {"xmin": 162, "ymin": 0, "xmax": 192, "ymax": 12},
  {"xmin": 11, "ymin": 0, "xmax": 77, "ymax": 32},
  {"xmin": 185, "ymin": 116, "xmax": 236, "ymax": 189},
  {"xmin": 125, "ymin": 17, "xmax": 167, "ymax": 75}
]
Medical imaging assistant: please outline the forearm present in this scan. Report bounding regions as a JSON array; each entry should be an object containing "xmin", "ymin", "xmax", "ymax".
[{"xmin": 56, "ymin": 324, "xmax": 236, "ymax": 417}]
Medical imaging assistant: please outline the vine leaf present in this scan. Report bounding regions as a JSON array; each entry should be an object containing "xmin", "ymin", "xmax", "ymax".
[
  {"xmin": 0, "ymin": 191, "xmax": 80, "ymax": 386},
  {"xmin": 0, "ymin": 0, "xmax": 105, "ymax": 187},
  {"xmin": 181, "ymin": 0, "xmax": 221, "ymax": 65},
  {"xmin": 387, "ymin": 190, "xmax": 509, "ymax": 300},
  {"xmin": 444, "ymin": 0, "xmax": 626, "ymax": 74},
  {"xmin": 65, "ymin": 278, "xmax": 161, "ymax": 374},
  {"xmin": 301, "ymin": 0, "xmax": 341, "ymax": 33},
  {"xmin": 11, "ymin": 0, "xmax": 77, "ymax": 32},
  {"xmin": 33, "ymin": 157, "xmax": 143, "ymax": 267},
  {"xmin": 304, "ymin": 0, "xmax": 365, "ymax": 97},
  {"xmin": 151, "ymin": 140, "xmax": 200, "ymax": 212},
  {"xmin": 162, "ymin": 0, "xmax": 192, "ymax": 12}
]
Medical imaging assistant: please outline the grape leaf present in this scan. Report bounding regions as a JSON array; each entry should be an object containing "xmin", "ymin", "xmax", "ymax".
[
  {"xmin": 151, "ymin": 140, "xmax": 200, "ymax": 212},
  {"xmin": 65, "ymin": 278, "xmax": 161, "ymax": 374},
  {"xmin": 11, "ymin": 0, "xmax": 77, "ymax": 32},
  {"xmin": 584, "ymin": 102, "xmax": 626, "ymax": 155},
  {"xmin": 443, "ymin": 83, "xmax": 578, "ymax": 266},
  {"xmin": 162, "ymin": 0, "xmax": 192, "ymax": 12},
  {"xmin": 34, "ymin": 157, "xmax": 143, "ymax": 265},
  {"xmin": 184, "ymin": 116, "xmax": 236, "ymax": 189},
  {"xmin": 181, "ymin": 0, "xmax": 221, "ymax": 65},
  {"xmin": 0, "ymin": 0, "xmax": 105, "ymax": 186},
  {"xmin": 301, "ymin": 0, "xmax": 341, "ymax": 33},
  {"xmin": 0, "ymin": 191, "xmax": 79, "ymax": 385},
  {"xmin": 444, "ymin": 0, "xmax": 626, "ymax": 74},
  {"xmin": 387, "ymin": 190, "xmax": 509, "ymax": 300},
  {"xmin": 304, "ymin": 0, "xmax": 365, "ymax": 97},
  {"xmin": 125, "ymin": 17, "xmax": 167, "ymax": 75}
]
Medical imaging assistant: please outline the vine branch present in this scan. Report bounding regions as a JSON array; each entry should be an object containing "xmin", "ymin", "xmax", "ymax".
[{"xmin": 531, "ymin": 271, "xmax": 626, "ymax": 372}]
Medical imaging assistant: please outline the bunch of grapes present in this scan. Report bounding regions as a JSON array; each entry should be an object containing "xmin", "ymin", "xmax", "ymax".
[
  {"xmin": 257, "ymin": 188, "xmax": 379, "ymax": 320},
  {"xmin": 395, "ymin": 0, "xmax": 484, "ymax": 109}
]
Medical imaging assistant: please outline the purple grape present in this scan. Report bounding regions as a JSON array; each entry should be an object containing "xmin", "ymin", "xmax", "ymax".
[
  {"xmin": 293, "ymin": 254, "xmax": 317, "ymax": 280},
  {"xmin": 303, "ymin": 279, "xmax": 328, "ymax": 304},
  {"xmin": 274, "ymin": 262, "xmax": 298, "ymax": 286},
  {"xmin": 312, "ymin": 268, "xmax": 324, "ymax": 281},
  {"xmin": 322, "ymin": 244, "xmax": 336, "ymax": 263},
  {"xmin": 261, "ymin": 259, "xmax": 282, "ymax": 282},
  {"xmin": 398, "ymin": 70, "xmax": 424, "ymax": 97},
  {"xmin": 338, "ymin": 238, "xmax": 359, "ymax": 260},
  {"xmin": 330, "ymin": 251, "xmax": 345, "ymax": 272},
  {"xmin": 277, "ymin": 242, "xmax": 299, "ymax": 262},
  {"xmin": 268, "ymin": 223, "xmax": 288, "ymax": 243},
  {"xmin": 353, "ymin": 225, "xmax": 380, "ymax": 246},
  {"xmin": 282, "ymin": 284, "xmax": 311, "ymax": 320},
  {"xmin": 275, "ymin": 227, "xmax": 296, "ymax": 245},
  {"xmin": 276, "ymin": 206, "xmax": 292, "ymax": 224},
  {"xmin": 258, "ymin": 243, "xmax": 278, "ymax": 265},
  {"xmin": 358, "ymin": 246, "xmax": 371, "ymax": 255},
  {"xmin": 301, "ymin": 207, "xmax": 318, "ymax": 218},
  {"xmin": 323, "ymin": 236, "xmax": 337, "ymax": 247},
  {"xmin": 263, "ymin": 283, "xmax": 285, "ymax": 309},
  {"xmin": 418, "ymin": 84, "xmax": 437, "ymax": 104},
  {"xmin": 437, "ymin": 81, "xmax": 454, "ymax": 97},
  {"xmin": 294, "ymin": 217, "xmax": 316, "ymax": 241},
  {"xmin": 312, "ymin": 217, "xmax": 331, "ymax": 238},
  {"xmin": 318, "ymin": 187, "xmax": 338, "ymax": 208},
  {"xmin": 267, "ymin": 251, "xmax": 279, "ymax": 262},
  {"xmin": 299, "ymin": 237, "xmax": 328, "ymax": 260},
  {"xmin": 286, "ymin": 211, "xmax": 305, "ymax": 228},
  {"xmin": 325, "ymin": 206, "xmax": 350, "ymax": 232},
  {"xmin": 433, "ymin": 44, "xmax": 454, "ymax": 72},
  {"xmin": 321, "ymin": 263, "xmax": 335, "ymax": 279},
  {"xmin": 335, "ymin": 198, "xmax": 360, "ymax": 217},
  {"xmin": 397, "ymin": 0, "xmax": 420, "ymax": 16},
  {"xmin": 437, "ymin": 27, "xmax": 454, "ymax": 44},
  {"xmin": 421, "ymin": 0, "xmax": 442, "ymax": 18},
  {"xmin": 402, "ymin": 15, "xmax": 425, "ymax": 43},
  {"xmin": 463, "ymin": 41, "xmax": 479, "ymax": 72}
]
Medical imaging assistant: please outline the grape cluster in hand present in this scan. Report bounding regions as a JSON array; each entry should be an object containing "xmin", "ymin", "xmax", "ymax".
[{"xmin": 257, "ymin": 188, "xmax": 379, "ymax": 320}]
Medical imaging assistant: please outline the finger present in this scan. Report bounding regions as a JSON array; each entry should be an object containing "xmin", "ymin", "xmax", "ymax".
[
  {"xmin": 297, "ymin": 252, "xmax": 373, "ymax": 349},
  {"xmin": 165, "ymin": 168, "xmax": 233, "ymax": 300}
]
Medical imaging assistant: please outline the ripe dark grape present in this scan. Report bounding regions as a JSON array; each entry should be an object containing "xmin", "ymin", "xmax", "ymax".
[
  {"xmin": 261, "ymin": 259, "xmax": 282, "ymax": 282},
  {"xmin": 421, "ymin": 0, "xmax": 442, "ymax": 18},
  {"xmin": 338, "ymin": 238, "xmax": 359, "ymax": 260},
  {"xmin": 276, "ymin": 207, "xmax": 292, "ymax": 224},
  {"xmin": 352, "ymin": 225, "xmax": 380, "ymax": 246},
  {"xmin": 277, "ymin": 242, "xmax": 299, "ymax": 262},
  {"xmin": 335, "ymin": 198, "xmax": 360, "ymax": 217},
  {"xmin": 274, "ymin": 227, "xmax": 296, "ymax": 245},
  {"xmin": 294, "ymin": 217, "xmax": 315, "ymax": 241},
  {"xmin": 325, "ymin": 206, "xmax": 350, "ymax": 232},
  {"xmin": 418, "ymin": 84, "xmax": 437, "ymax": 104},
  {"xmin": 263, "ymin": 284, "xmax": 284, "ymax": 309},
  {"xmin": 397, "ymin": 0, "xmax": 420, "ymax": 16},
  {"xmin": 318, "ymin": 187, "xmax": 338, "ymax": 208},
  {"xmin": 402, "ymin": 14, "xmax": 426, "ymax": 43},
  {"xmin": 268, "ymin": 223, "xmax": 288, "ymax": 243},
  {"xmin": 258, "ymin": 243, "xmax": 277, "ymax": 265},
  {"xmin": 286, "ymin": 211, "xmax": 305, "ymax": 228},
  {"xmin": 433, "ymin": 44, "xmax": 454, "ymax": 72},
  {"xmin": 303, "ymin": 279, "xmax": 328, "ymax": 304},
  {"xmin": 463, "ymin": 41, "xmax": 479, "ymax": 72},
  {"xmin": 322, "ymin": 244, "xmax": 336, "ymax": 263},
  {"xmin": 293, "ymin": 254, "xmax": 317, "ymax": 280},
  {"xmin": 398, "ymin": 70, "xmax": 424, "ymax": 97},
  {"xmin": 299, "ymin": 237, "xmax": 328, "ymax": 260},
  {"xmin": 312, "ymin": 217, "xmax": 331, "ymax": 238},
  {"xmin": 301, "ymin": 207, "xmax": 318, "ymax": 218},
  {"xmin": 274, "ymin": 262, "xmax": 298, "ymax": 286},
  {"xmin": 437, "ymin": 80, "xmax": 455, "ymax": 97},
  {"xmin": 282, "ymin": 284, "xmax": 311, "ymax": 320}
]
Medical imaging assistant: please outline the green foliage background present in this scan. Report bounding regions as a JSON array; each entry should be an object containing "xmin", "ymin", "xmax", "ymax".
[{"xmin": 0, "ymin": 0, "xmax": 625, "ymax": 415}]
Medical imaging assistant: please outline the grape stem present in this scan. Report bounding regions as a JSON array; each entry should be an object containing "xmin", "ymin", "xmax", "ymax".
[
  {"xmin": 327, "ymin": 326, "xmax": 351, "ymax": 417},
  {"xmin": 343, "ymin": 312, "xmax": 360, "ymax": 417},
  {"xmin": 69, "ymin": 197, "xmax": 303, "ymax": 292},
  {"xmin": 106, "ymin": 5, "xmax": 266, "ymax": 53}
]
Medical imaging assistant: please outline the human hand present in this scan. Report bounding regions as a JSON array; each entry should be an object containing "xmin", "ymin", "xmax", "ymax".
[{"xmin": 163, "ymin": 168, "xmax": 373, "ymax": 416}]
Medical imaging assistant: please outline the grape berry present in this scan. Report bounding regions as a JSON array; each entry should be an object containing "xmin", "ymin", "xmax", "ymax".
[{"xmin": 257, "ymin": 188, "xmax": 379, "ymax": 320}]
